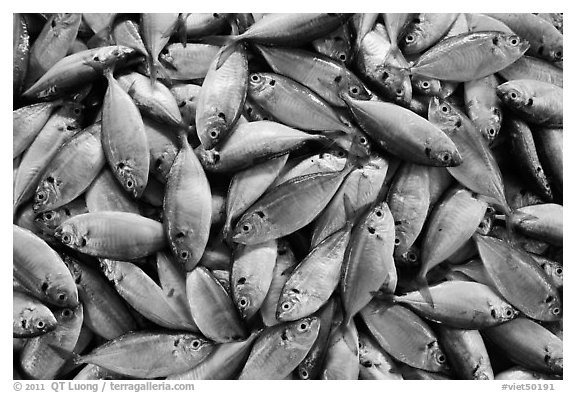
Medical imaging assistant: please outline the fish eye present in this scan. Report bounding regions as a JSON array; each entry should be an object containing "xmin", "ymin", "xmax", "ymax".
[
  {"xmin": 349, "ymin": 86, "xmax": 360, "ymax": 95},
  {"xmin": 505, "ymin": 308, "xmax": 513, "ymax": 317},
  {"xmin": 209, "ymin": 130, "xmax": 219, "ymax": 139},
  {"xmin": 556, "ymin": 267, "xmax": 563, "ymax": 275},
  {"xmin": 339, "ymin": 53, "xmax": 347, "ymax": 61},
  {"xmin": 241, "ymin": 223, "xmax": 252, "ymax": 233},
  {"xmin": 555, "ymin": 50, "xmax": 562, "ymax": 60},
  {"xmin": 510, "ymin": 91, "xmax": 518, "ymax": 99},
  {"xmin": 191, "ymin": 339, "xmax": 201, "ymax": 349},
  {"xmin": 239, "ymin": 297, "xmax": 248, "ymax": 307},
  {"xmin": 61, "ymin": 233, "xmax": 72, "ymax": 244},
  {"xmin": 408, "ymin": 252, "xmax": 417, "ymax": 262},
  {"xmin": 405, "ymin": 34, "xmax": 415, "ymax": 44},
  {"xmin": 441, "ymin": 153, "xmax": 451, "ymax": 162},
  {"xmin": 298, "ymin": 322, "xmax": 309, "ymax": 331},
  {"xmin": 281, "ymin": 302, "xmax": 291, "ymax": 311},
  {"xmin": 36, "ymin": 320, "xmax": 45, "ymax": 329},
  {"xmin": 488, "ymin": 128, "xmax": 496, "ymax": 136},
  {"xmin": 300, "ymin": 369, "xmax": 309, "ymax": 379},
  {"xmin": 436, "ymin": 353, "xmax": 446, "ymax": 364},
  {"xmin": 58, "ymin": 293, "xmax": 67, "ymax": 302},
  {"xmin": 337, "ymin": 150, "xmax": 345, "ymax": 157},
  {"xmin": 126, "ymin": 179, "xmax": 134, "ymax": 189},
  {"xmin": 44, "ymin": 212, "xmax": 53, "ymax": 221},
  {"xmin": 375, "ymin": 210, "xmax": 382, "ymax": 217},
  {"xmin": 441, "ymin": 105, "xmax": 449, "ymax": 113},
  {"xmin": 250, "ymin": 74, "xmax": 260, "ymax": 83},
  {"xmin": 508, "ymin": 36, "xmax": 519, "ymax": 46},
  {"xmin": 36, "ymin": 191, "xmax": 47, "ymax": 201},
  {"xmin": 62, "ymin": 308, "xmax": 72, "ymax": 318},
  {"xmin": 394, "ymin": 238, "xmax": 400, "ymax": 245},
  {"xmin": 395, "ymin": 88, "xmax": 403, "ymax": 96},
  {"xmin": 552, "ymin": 307, "xmax": 560, "ymax": 315},
  {"xmin": 421, "ymin": 81, "xmax": 430, "ymax": 89},
  {"xmin": 359, "ymin": 136, "xmax": 367, "ymax": 144},
  {"xmin": 180, "ymin": 250, "xmax": 189, "ymax": 260}
]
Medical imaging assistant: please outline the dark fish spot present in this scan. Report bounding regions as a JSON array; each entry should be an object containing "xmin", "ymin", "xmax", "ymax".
[
  {"xmin": 537, "ymin": 167, "xmax": 542, "ymax": 172},
  {"xmin": 237, "ymin": 277, "xmax": 246, "ymax": 285},
  {"xmin": 41, "ymin": 283, "xmax": 49, "ymax": 293},
  {"xmin": 334, "ymin": 76, "xmax": 342, "ymax": 83},
  {"xmin": 527, "ymin": 98, "xmax": 534, "ymax": 106},
  {"xmin": 364, "ymin": 361, "xmax": 373, "ymax": 368},
  {"xmin": 66, "ymin": 125, "xmax": 77, "ymax": 131},
  {"xmin": 118, "ymin": 162, "xmax": 126, "ymax": 170},
  {"xmin": 545, "ymin": 295, "xmax": 554, "ymax": 303},
  {"xmin": 291, "ymin": 288, "xmax": 300, "ymax": 294},
  {"xmin": 269, "ymin": 79, "xmax": 276, "ymax": 86},
  {"xmin": 246, "ymin": 107, "xmax": 253, "ymax": 114},
  {"xmin": 51, "ymin": 19, "xmax": 57, "ymax": 28},
  {"xmin": 80, "ymin": 237, "xmax": 87, "ymax": 247},
  {"xmin": 217, "ymin": 112, "xmax": 226, "ymax": 120},
  {"xmin": 64, "ymin": 208, "xmax": 71, "ymax": 216},
  {"xmin": 339, "ymin": 53, "xmax": 347, "ymax": 61},
  {"xmin": 178, "ymin": 101, "xmax": 186, "ymax": 108},
  {"xmin": 382, "ymin": 71, "xmax": 389, "ymax": 80},
  {"xmin": 544, "ymin": 354, "xmax": 551, "ymax": 364},
  {"xmin": 492, "ymin": 37, "xmax": 499, "ymax": 45},
  {"xmin": 394, "ymin": 220, "xmax": 402, "ymax": 226},
  {"xmin": 438, "ymin": 228, "xmax": 443, "ymax": 232},
  {"xmin": 491, "ymin": 309, "xmax": 497, "ymax": 318},
  {"xmin": 334, "ymin": 36, "xmax": 344, "ymax": 42},
  {"xmin": 255, "ymin": 211, "xmax": 265, "ymax": 218},
  {"xmin": 455, "ymin": 119, "xmax": 462, "ymax": 128},
  {"xmin": 155, "ymin": 158, "xmax": 164, "ymax": 170},
  {"xmin": 167, "ymin": 288, "xmax": 175, "ymax": 297},
  {"xmin": 213, "ymin": 13, "xmax": 220, "ymax": 17},
  {"xmin": 424, "ymin": 147, "xmax": 431, "ymax": 157},
  {"xmin": 368, "ymin": 227, "xmax": 376, "ymax": 234},
  {"xmin": 21, "ymin": 320, "xmax": 27, "ymax": 329},
  {"xmin": 538, "ymin": 46, "xmax": 545, "ymax": 55},
  {"xmin": 47, "ymin": 176, "xmax": 55, "ymax": 183},
  {"xmin": 281, "ymin": 332, "xmax": 288, "ymax": 340},
  {"xmin": 175, "ymin": 232, "xmax": 186, "ymax": 239}
]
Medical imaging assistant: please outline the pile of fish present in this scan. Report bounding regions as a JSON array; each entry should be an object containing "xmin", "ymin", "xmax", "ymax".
[{"xmin": 13, "ymin": 13, "xmax": 563, "ymax": 380}]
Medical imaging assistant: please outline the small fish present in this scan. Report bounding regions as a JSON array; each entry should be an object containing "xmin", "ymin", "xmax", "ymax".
[
  {"xmin": 464, "ymin": 75, "xmax": 503, "ymax": 144},
  {"xmin": 497, "ymin": 80, "xmax": 562, "ymax": 127},
  {"xmin": 320, "ymin": 319, "xmax": 360, "ymax": 379},
  {"xmin": 358, "ymin": 331, "xmax": 403, "ymax": 380},
  {"xmin": 13, "ymin": 291, "xmax": 57, "ymax": 338},
  {"xmin": 509, "ymin": 203, "xmax": 563, "ymax": 246},
  {"xmin": 400, "ymin": 13, "xmax": 458, "ymax": 54},
  {"xmin": 498, "ymin": 56, "xmax": 563, "ymax": 88},
  {"xmin": 312, "ymin": 23, "xmax": 352, "ymax": 65}
]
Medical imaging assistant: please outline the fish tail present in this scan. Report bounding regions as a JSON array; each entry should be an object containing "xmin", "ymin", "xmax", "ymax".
[
  {"xmin": 503, "ymin": 208, "xmax": 538, "ymax": 246},
  {"xmin": 415, "ymin": 272, "xmax": 435, "ymax": 308},
  {"xmin": 216, "ymin": 37, "xmax": 241, "ymax": 70},
  {"xmin": 369, "ymin": 290, "xmax": 397, "ymax": 304},
  {"xmin": 177, "ymin": 13, "xmax": 189, "ymax": 47},
  {"xmin": 47, "ymin": 344, "xmax": 83, "ymax": 364}
]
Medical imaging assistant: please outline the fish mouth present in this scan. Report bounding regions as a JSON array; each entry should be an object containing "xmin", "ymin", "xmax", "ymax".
[{"xmin": 519, "ymin": 40, "xmax": 531, "ymax": 54}]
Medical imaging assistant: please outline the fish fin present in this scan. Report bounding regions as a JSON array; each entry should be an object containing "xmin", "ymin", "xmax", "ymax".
[
  {"xmin": 230, "ymin": 19, "xmax": 240, "ymax": 36},
  {"xmin": 215, "ymin": 37, "xmax": 242, "ymax": 69},
  {"xmin": 47, "ymin": 344, "xmax": 83, "ymax": 364},
  {"xmin": 415, "ymin": 272, "xmax": 435, "ymax": 308},
  {"xmin": 342, "ymin": 194, "xmax": 357, "ymax": 223}
]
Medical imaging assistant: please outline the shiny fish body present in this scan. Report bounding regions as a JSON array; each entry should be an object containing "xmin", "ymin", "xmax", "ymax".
[
  {"xmin": 196, "ymin": 46, "xmax": 248, "ymax": 149},
  {"xmin": 117, "ymin": 72, "xmax": 182, "ymax": 127},
  {"xmin": 354, "ymin": 23, "xmax": 412, "ymax": 106},
  {"xmin": 485, "ymin": 13, "xmax": 563, "ymax": 62},
  {"xmin": 273, "ymin": 150, "xmax": 346, "ymax": 188},
  {"xmin": 101, "ymin": 259, "xmax": 197, "ymax": 331},
  {"xmin": 394, "ymin": 281, "xmax": 517, "ymax": 329},
  {"xmin": 411, "ymin": 31, "xmax": 529, "ymax": 82},
  {"xmin": 297, "ymin": 299, "xmax": 336, "ymax": 380},
  {"xmin": 533, "ymin": 128, "xmax": 562, "ymax": 194},
  {"xmin": 224, "ymin": 155, "xmax": 289, "ymax": 237},
  {"xmin": 13, "ymin": 102, "xmax": 83, "ymax": 211},
  {"xmin": 311, "ymin": 155, "xmax": 388, "ymax": 247},
  {"xmin": 401, "ymin": 13, "xmax": 458, "ymax": 54},
  {"xmin": 186, "ymin": 267, "xmax": 247, "ymax": 343},
  {"xmin": 13, "ymin": 291, "xmax": 57, "ymax": 338},
  {"xmin": 419, "ymin": 186, "xmax": 488, "ymax": 280},
  {"xmin": 465, "ymin": 13, "xmax": 514, "ymax": 34},
  {"xmin": 164, "ymin": 137, "xmax": 212, "ymax": 271},
  {"xmin": 497, "ymin": 79, "xmax": 562, "ymax": 127},
  {"xmin": 343, "ymin": 94, "xmax": 461, "ymax": 166},
  {"xmin": 387, "ymin": 162, "xmax": 430, "ymax": 258},
  {"xmin": 160, "ymin": 43, "xmax": 221, "ymax": 80},
  {"xmin": 141, "ymin": 13, "xmax": 179, "ymax": 77},
  {"xmin": 464, "ymin": 75, "xmax": 502, "ymax": 144},
  {"xmin": 184, "ymin": 13, "xmax": 231, "ymax": 38},
  {"xmin": 63, "ymin": 256, "xmax": 137, "ymax": 340},
  {"xmin": 26, "ymin": 13, "xmax": 82, "ymax": 86},
  {"xmin": 510, "ymin": 203, "xmax": 563, "ymax": 246},
  {"xmin": 55, "ymin": 212, "xmax": 166, "ymax": 260},
  {"xmin": 255, "ymin": 45, "xmax": 370, "ymax": 107},
  {"xmin": 168, "ymin": 332, "xmax": 259, "ymax": 380},
  {"xmin": 34, "ymin": 198, "xmax": 88, "ymax": 240},
  {"xmin": 232, "ymin": 167, "xmax": 352, "ymax": 245},
  {"xmin": 358, "ymin": 331, "xmax": 403, "ymax": 380},
  {"xmin": 13, "ymin": 14, "xmax": 30, "ymax": 97},
  {"xmin": 23, "ymin": 46, "xmax": 135, "ymax": 100},
  {"xmin": 498, "ymin": 56, "xmax": 563, "ymax": 87},
  {"xmin": 20, "ymin": 305, "xmax": 83, "ymax": 380},
  {"xmin": 260, "ymin": 240, "xmax": 298, "ymax": 327},
  {"xmin": 34, "ymin": 122, "xmax": 105, "ymax": 213},
  {"xmin": 13, "ymin": 225, "xmax": 78, "ymax": 308},
  {"xmin": 112, "ymin": 18, "xmax": 147, "ymax": 56},
  {"xmin": 495, "ymin": 366, "xmax": 561, "ymax": 381},
  {"xmin": 277, "ymin": 225, "xmax": 352, "ymax": 322},
  {"xmin": 102, "ymin": 71, "xmax": 149, "ymax": 198},
  {"xmin": 238, "ymin": 317, "xmax": 320, "ymax": 380},
  {"xmin": 483, "ymin": 317, "xmax": 562, "ymax": 375},
  {"xmin": 507, "ymin": 116, "xmax": 553, "ymax": 201},
  {"xmin": 248, "ymin": 72, "xmax": 353, "ymax": 134},
  {"xmin": 85, "ymin": 169, "xmax": 140, "ymax": 214},
  {"xmin": 320, "ymin": 320, "xmax": 360, "ymax": 380},
  {"xmin": 143, "ymin": 118, "xmax": 179, "ymax": 183},
  {"xmin": 76, "ymin": 331, "xmax": 214, "ymax": 379},
  {"xmin": 437, "ymin": 326, "xmax": 494, "ymax": 380},
  {"xmin": 360, "ymin": 300, "xmax": 449, "ymax": 373},
  {"xmin": 341, "ymin": 201, "xmax": 396, "ymax": 324},
  {"xmin": 429, "ymin": 98, "xmax": 508, "ymax": 211},
  {"xmin": 196, "ymin": 120, "xmax": 324, "ymax": 174},
  {"xmin": 231, "ymin": 241, "xmax": 278, "ymax": 320},
  {"xmin": 13, "ymin": 101, "xmax": 60, "ymax": 158}
]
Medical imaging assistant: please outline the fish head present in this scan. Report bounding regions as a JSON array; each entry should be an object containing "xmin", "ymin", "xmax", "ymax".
[
  {"xmin": 542, "ymin": 36, "xmax": 563, "ymax": 62},
  {"xmin": 476, "ymin": 107, "xmax": 502, "ymax": 144},
  {"xmin": 394, "ymin": 245, "xmax": 420, "ymax": 267},
  {"xmin": 54, "ymin": 221, "xmax": 87, "ymax": 251},
  {"xmin": 276, "ymin": 287, "xmax": 304, "ymax": 322},
  {"xmin": 27, "ymin": 309, "xmax": 58, "ymax": 336},
  {"xmin": 496, "ymin": 83, "xmax": 530, "ymax": 110},
  {"xmin": 286, "ymin": 317, "xmax": 321, "ymax": 348},
  {"xmin": 97, "ymin": 45, "xmax": 138, "ymax": 68},
  {"xmin": 348, "ymin": 130, "xmax": 373, "ymax": 159},
  {"xmin": 400, "ymin": 25, "xmax": 423, "ymax": 53},
  {"xmin": 376, "ymin": 66, "xmax": 412, "ymax": 107},
  {"xmin": 43, "ymin": 272, "xmax": 79, "ymax": 308},
  {"xmin": 60, "ymin": 101, "xmax": 85, "ymax": 124},
  {"xmin": 178, "ymin": 334, "xmax": 213, "ymax": 357},
  {"xmin": 428, "ymin": 97, "xmax": 463, "ymax": 134},
  {"xmin": 231, "ymin": 211, "xmax": 267, "ymax": 245},
  {"xmin": 55, "ymin": 304, "xmax": 82, "ymax": 324},
  {"xmin": 490, "ymin": 302, "xmax": 518, "ymax": 323},
  {"xmin": 425, "ymin": 340, "xmax": 450, "ymax": 373},
  {"xmin": 496, "ymin": 33, "xmax": 530, "ymax": 58},
  {"xmin": 33, "ymin": 178, "xmax": 60, "ymax": 213},
  {"xmin": 340, "ymin": 73, "xmax": 372, "ymax": 102},
  {"xmin": 61, "ymin": 255, "xmax": 83, "ymax": 285},
  {"xmin": 428, "ymin": 146, "xmax": 463, "ymax": 167},
  {"xmin": 34, "ymin": 209, "xmax": 66, "ymax": 234},
  {"xmin": 202, "ymin": 115, "xmax": 230, "ymax": 149},
  {"xmin": 248, "ymin": 73, "xmax": 274, "ymax": 99},
  {"xmin": 114, "ymin": 162, "xmax": 145, "ymax": 198},
  {"xmin": 545, "ymin": 296, "xmax": 562, "ymax": 320},
  {"xmin": 412, "ymin": 75, "xmax": 441, "ymax": 97}
]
